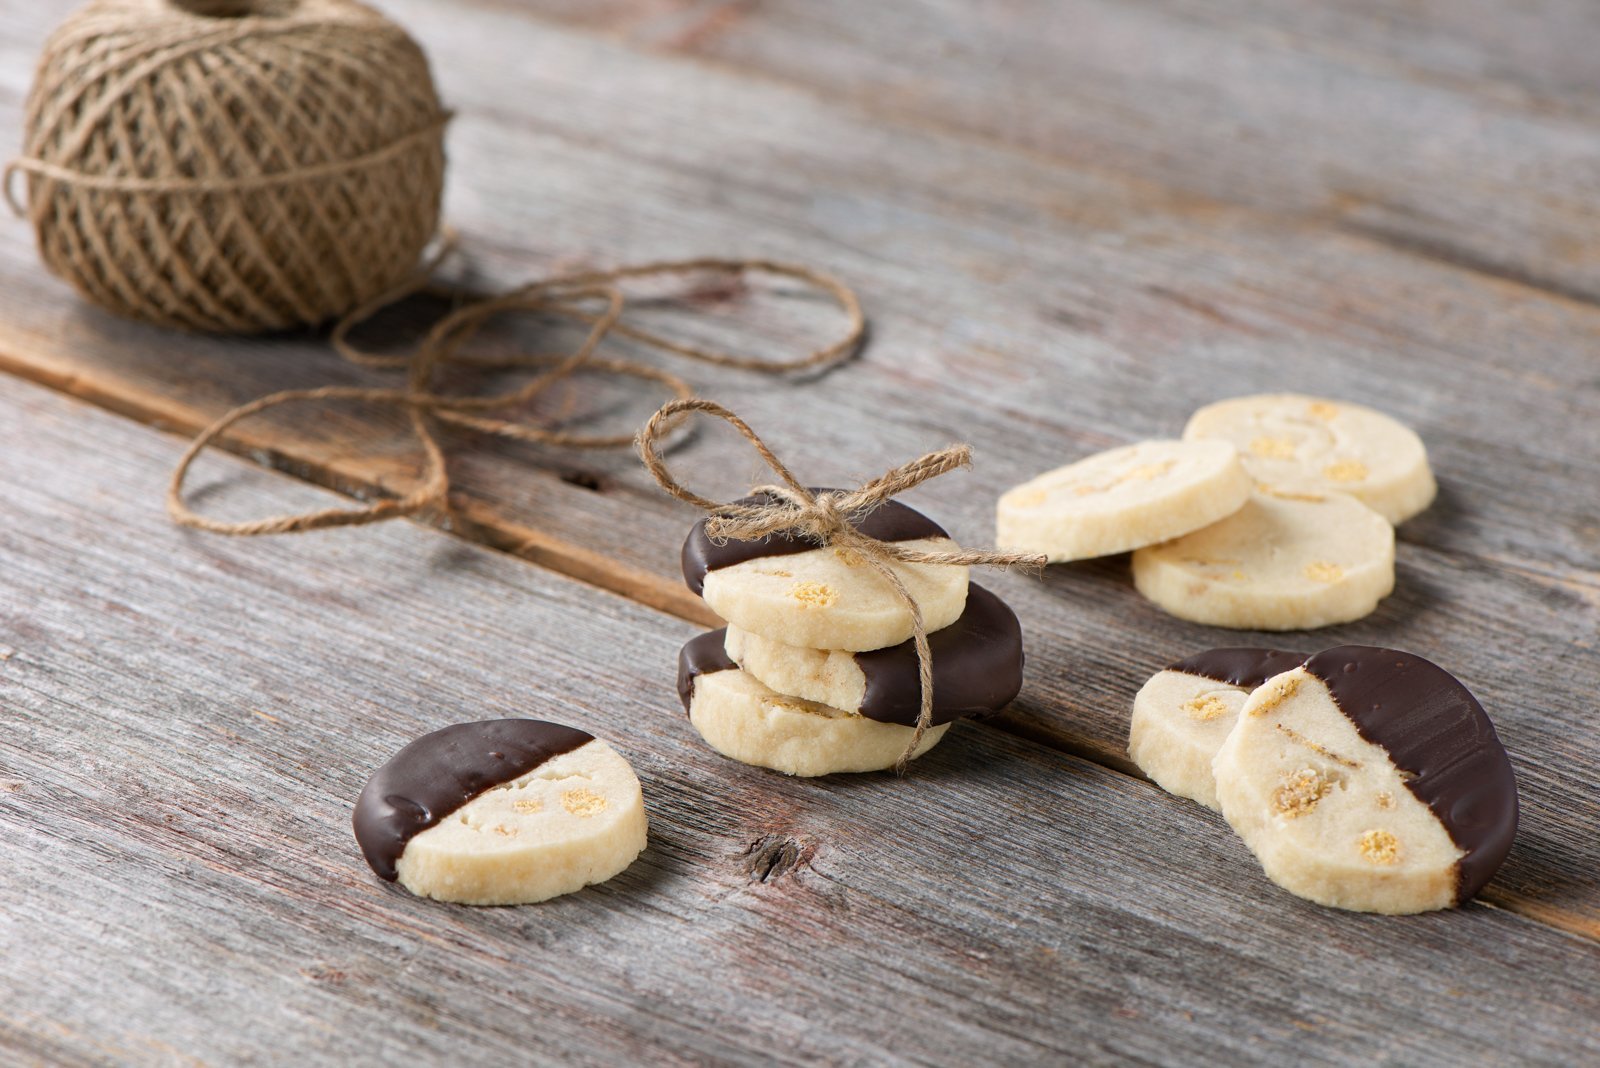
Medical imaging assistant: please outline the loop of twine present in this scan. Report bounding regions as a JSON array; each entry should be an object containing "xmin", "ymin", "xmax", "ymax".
[
  {"xmin": 636, "ymin": 397, "xmax": 1046, "ymax": 772},
  {"xmin": 167, "ymin": 242, "xmax": 867, "ymax": 535}
]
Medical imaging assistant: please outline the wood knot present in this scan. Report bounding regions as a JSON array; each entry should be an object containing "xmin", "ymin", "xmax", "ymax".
[{"xmin": 740, "ymin": 834, "xmax": 811, "ymax": 883}]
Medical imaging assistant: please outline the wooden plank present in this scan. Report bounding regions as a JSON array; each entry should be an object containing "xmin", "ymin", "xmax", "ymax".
[
  {"xmin": 509, "ymin": 0, "xmax": 1600, "ymax": 302},
  {"xmin": 5, "ymin": 376, "xmax": 1600, "ymax": 1067},
  {"xmin": 1, "ymin": 0, "xmax": 1597, "ymax": 941}
]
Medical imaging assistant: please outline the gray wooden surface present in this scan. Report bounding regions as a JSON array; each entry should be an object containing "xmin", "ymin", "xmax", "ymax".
[
  {"xmin": 5, "ymin": 378, "xmax": 1600, "ymax": 1067},
  {"xmin": 2, "ymin": 0, "xmax": 1599, "ymax": 1063}
]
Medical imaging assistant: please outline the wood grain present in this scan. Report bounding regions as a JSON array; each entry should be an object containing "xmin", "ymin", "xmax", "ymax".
[
  {"xmin": 5, "ymin": 378, "xmax": 1600, "ymax": 1067},
  {"xmin": 0, "ymin": 0, "xmax": 1597, "ymax": 944},
  {"xmin": 511, "ymin": 0, "xmax": 1600, "ymax": 302}
]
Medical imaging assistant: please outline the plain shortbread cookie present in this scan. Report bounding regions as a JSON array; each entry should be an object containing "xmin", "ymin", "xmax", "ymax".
[
  {"xmin": 996, "ymin": 439, "xmax": 1253, "ymax": 561},
  {"xmin": 1184, "ymin": 393, "xmax": 1436, "ymax": 524},
  {"xmin": 1130, "ymin": 490, "xmax": 1394, "ymax": 630}
]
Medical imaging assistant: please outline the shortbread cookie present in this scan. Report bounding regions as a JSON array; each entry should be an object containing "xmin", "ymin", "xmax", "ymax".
[
  {"xmin": 1184, "ymin": 394, "xmax": 1436, "ymax": 524},
  {"xmin": 1212, "ymin": 647, "xmax": 1518, "ymax": 914},
  {"xmin": 723, "ymin": 583, "xmax": 1023, "ymax": 726},
  {"xmin": 1128, "ymin": 648, "xmax": 1307, "ymax": 809},
  {"xmin": 678, "ymin": 638, "xmax": 948, "ymax": 775},
  {"xmin": 1130, "ymin": 491, "xmax": 1394, "ymax": 629},
  {"xmin": 683, "ymin": 491, "xmax": 968, "ymax": 651},
  {"xmin": 353, "ymin": 720, "xmax": 648, "ymax": 906},
  {"xmin": 996, "ymin": 440, "xmax": 1252, "ymax": 561}
]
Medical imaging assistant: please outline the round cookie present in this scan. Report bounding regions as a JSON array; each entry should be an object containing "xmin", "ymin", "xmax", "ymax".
[
  {"xmin": 996, "ymin": 439, "xmax": 1252, "ymax": 561},
  {"xmin": 1130, "ymin": 490, "xmax": 1394, "ymax": 630},
  {"xmin": 1128, "ymin": 648, "xmax": 1308, "ymax": 810},
  {"xmin": 353, "ymin": 720, "xmax": 648, "ymax": 906},
  {"xmin": 1183, "ymin": 393, "xmax": 1436, "ymax": 524},
  {"xmin": 678, "ymin": 634, "xmax": 948, "ymax": 775},
  {"xmin": 1212, "ymin": 647, "xmax": 1518, "ymax": 914},
  {"xmin": 723, "ymin": 583, "xmax": 1023, "ymax": 726},
  {"xmin": 683, "ymin": 492, "xmax": 968, "ymax": 652}
]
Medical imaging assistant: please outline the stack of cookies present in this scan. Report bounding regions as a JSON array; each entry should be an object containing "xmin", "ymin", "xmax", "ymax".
[
  {"xmin": 676, "ymin": 492, "xmax": 1025, "ymax": 775},
  {"xmin": 996, "ymin": 393, "xmax": 1436, "ymax": 630}
]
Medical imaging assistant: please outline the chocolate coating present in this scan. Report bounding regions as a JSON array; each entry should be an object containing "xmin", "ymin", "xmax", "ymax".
[
  {"xmin": 854, "ymin": 584, "xmax": 1023, "ymax": 726},
  {"xmin": 677, "ymin": 629, "xmax": 737, "ymax": 714},
  {"xmin": 680, "ymin": 488, "xmax": 948, "ymax": 595},
  {"xmin": 353, "ymin": 719, "xmax": 593, "ymax": 881},
  {"xmin": 1303, "ymin": 646, "xmax": 1518, "ymax": 903},
  {"xmin": 1169, "ymin": 648, "xmax": 1309, "ymax": 689},
  {"xmin": 676, "ymin": 586, "xmax": 1021, "ymax": 726}
]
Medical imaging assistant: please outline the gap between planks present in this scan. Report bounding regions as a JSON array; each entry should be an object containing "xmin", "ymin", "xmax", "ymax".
[{"xmin": 0, "ymin": 354, "xmax": 1591, "ymax": 948}]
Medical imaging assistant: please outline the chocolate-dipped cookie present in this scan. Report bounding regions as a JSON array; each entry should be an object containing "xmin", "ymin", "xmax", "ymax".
[
  {"xmin": 682, "ymin": 490, "xmax": 968, "ymax": 652},
  {"xmin": 722, "ymin": 583, "xmax": 1022, "ymax": 727},
  {"xmin": 676, "ymin": 633, "xmax": 949, "ymax": 775},
  {"xmin": 1129, "ymin": 648, "xmax": 1309, "ymax": 810},
  {"xmin": 353, "ymin": 719, "xmax": 647, "ymax": 905},
  {"xmin": 1212, "ymin": 647, "xmax": 1517, "ymax": 914}
]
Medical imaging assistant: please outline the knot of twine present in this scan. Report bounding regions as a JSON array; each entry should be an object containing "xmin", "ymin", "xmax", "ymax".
[
  {"xmin": 637, "ymin": 398, "xmax": 1046, "ymax": 772},
  {"xmin": 7, "ymin": 0, "xmax": 450, "ymax": 333},
  {"xmin": 167, "ymin": 240, "xmax": 866, "ymax": 535}
]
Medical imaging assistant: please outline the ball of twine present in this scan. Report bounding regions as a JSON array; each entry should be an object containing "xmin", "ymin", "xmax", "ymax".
[{"xmin": 6, "ymin": 0, "xmax": 450, "ymax": 333}]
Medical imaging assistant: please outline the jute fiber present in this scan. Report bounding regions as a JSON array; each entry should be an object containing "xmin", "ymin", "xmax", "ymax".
[
  {"xmin": 7, "ymin": 0, "xmax": 449, "ymax": 333},
  {"xmin": 167, "ymin": 244, "xmax": 867, "ymax": 534}
]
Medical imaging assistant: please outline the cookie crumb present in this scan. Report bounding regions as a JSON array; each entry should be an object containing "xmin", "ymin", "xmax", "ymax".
[
  {"xmin": 492, "ymin": 824, "xmax": 518, "ymax": 838},
  {"xmin": 1358, "ymin": 829, "xmax": 1401, "ymax": 865},
  {"xmin": 1323, "ymin": 460, "xmax": 1369, "ymax": 483},
  {"xmin": 561, "ymin": 788, "xmax": 608, "ymax": 817},
  {"xmin": 1304, "ymin": 561, "xmax": 1344, "ymax": 583},
  {"xmin": 1121, "ymin": 460, "xmax": 1176, "ymax": 483},
  {"xmin": 1250, "ymin": 436, "xmax": 1297, "ymax": 459},
  {"xmin": 1181, "ymin": 694, "xmax": 1231, "ymax": 721},
  {"xmin": 1376, "ymin": 791, "xmax": 1396, "ymax": 810},
  {"xmin": 1306, "ymin": 402, "xmax": 1341, "ymax": 420},
  {"xmin": 1259, "ymin": 484, "xmax": 1327, "ymax": 503},
  {"xmin": 1250, "ymin": 674, "xmax": 1302, "ymax": 715},
  {"xmin": 513, "ymin": 798, "xmax": 543, "ymax": 814},
  {"xmin": 788, "ymin": 581, "xmax": 837, "ymax": 608},
  {"xmin": 1273, "ymin": 767, "xmax": 1335, "ymax": 817}
]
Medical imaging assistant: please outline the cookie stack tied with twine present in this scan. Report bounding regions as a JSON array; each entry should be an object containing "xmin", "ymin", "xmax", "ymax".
[
  {"xmin": 7, "ymin": 0, "xmax": 449, "ymax": 333},
  {"xmin": 996, "ymin": 394, "xmax": 1436, "ymax": 630},
  {"xmin": 648, "ymin": 400, "xmax": 1042, "ymax": 776}
]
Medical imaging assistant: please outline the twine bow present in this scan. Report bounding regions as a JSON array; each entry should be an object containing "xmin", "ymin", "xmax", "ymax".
[{"xmin": 637, "ymin": 398, "xmax": 1045, "ymax": 772}]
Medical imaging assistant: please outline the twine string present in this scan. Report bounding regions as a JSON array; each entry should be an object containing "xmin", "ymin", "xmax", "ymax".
[
  {"xmin": 636, "ymin": 397, "xmax": 1045, "ymax": 771},
  {"xmin": 168, "ymin": 248, "xmax": 866, "ymax": 534}
]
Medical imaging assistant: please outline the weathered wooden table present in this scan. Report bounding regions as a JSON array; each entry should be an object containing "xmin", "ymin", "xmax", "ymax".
[{"xmin": 3, "ymin": 2, "xmax": 1598, "ymax": 1064}]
